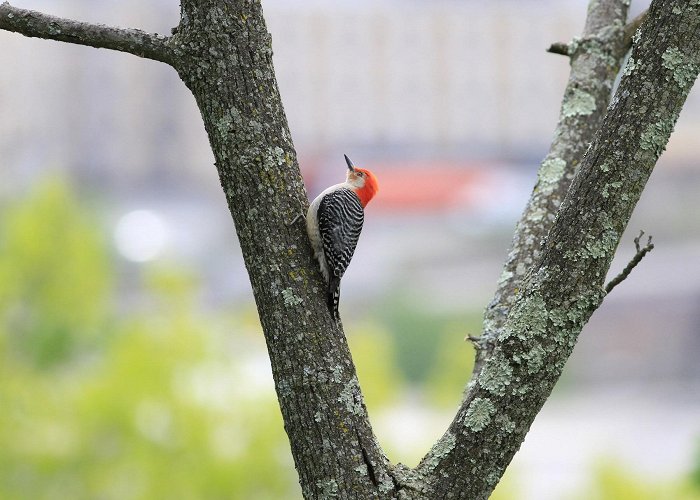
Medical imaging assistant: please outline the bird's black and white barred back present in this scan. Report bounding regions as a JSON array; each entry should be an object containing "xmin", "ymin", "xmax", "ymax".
[
  {"xmin": 317, "ymin": 188, "xmax": 364, "ymax": 319},
  {"xmin": 306, "ymin": 154, "xmax": 378, "ymax": 322}
]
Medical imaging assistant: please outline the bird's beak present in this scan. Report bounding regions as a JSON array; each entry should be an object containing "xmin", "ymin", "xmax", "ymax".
[{"xmin": 344, "ymin": 154, "xmax": 355, "ymax": 172}]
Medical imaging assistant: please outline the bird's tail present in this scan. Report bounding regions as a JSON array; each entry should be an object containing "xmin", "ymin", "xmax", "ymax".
[{"xmin": 327, "ymin": 277, "xmax": 341, "ymax": 322}]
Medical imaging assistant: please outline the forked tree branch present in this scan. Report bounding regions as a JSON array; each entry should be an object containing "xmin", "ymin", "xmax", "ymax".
[
  {"xmin": 477, "ymin": 0, "xmax": 631, "ymax": 371},
  {"xmin": 0, "ymin": 2, "xmax": 174, "ymax": 64},
  {"xmin": 548, "ymin": 8, "xmax": 648, "ymax": 56},
  {"xmin": 1, "ymin": 0, "xmax": 697, "ymax": 498},
  {"xmin": 420, "ymin": 1, "xmax": 700, "ymax": 497}
]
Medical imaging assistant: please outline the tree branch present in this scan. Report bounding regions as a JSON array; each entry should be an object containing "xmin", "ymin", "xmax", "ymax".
[
  {"xmin": 2, "ymin": 0, "xmax": 694, "ymax": 497},
  {"xmin": 421, "ymin": 1, "xmax": 700, "ymax": 497},
  {"xmin": 605, "ymin": 231, "xmax": 654, "ymax": 294},
  {"xmin": 476, "ymin": 0, "xmax": 631, "ymax": 374},
  {"xmin": 547, "ymin": 8, "xmax": 648, "ymax": 57},
  {"xmin": 169, "ymin": 3, "xmax": 397, "ymax": 497},
  {"xmin": 0, "ymin": 2, "xmax": 173, "ymax": 64}
]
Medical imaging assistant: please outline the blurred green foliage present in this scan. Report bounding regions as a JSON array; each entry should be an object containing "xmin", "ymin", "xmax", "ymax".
[
  {"xmin": 0, "ymin": 178, "xmax": 698, "ymax": 499},
  {"xmin": 376, "ymin": 297, "xmax": 478, "ymax": 404},
  {"xmin": 569, "ymin": 459, "xmax": 700, "ymax": 500},
  {"xmin": 347, "ymin": 322, "xmax": 402, "ymax": 410},
  {"xmin": 0, "ymin": 180, "xmax": 111, "ymax": 368},
  {"xmin": 694, "ymin": 443, "xmax": 700, "ymax": 490},
  {"xmin": 0, "ymin": 179, "xmax": 298, "ymax": 499}
]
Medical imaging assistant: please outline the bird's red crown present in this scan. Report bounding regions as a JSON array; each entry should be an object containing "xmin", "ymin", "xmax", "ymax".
[
  {"xmin": 344, "ymin": 154, "xmax": 379, "ymax": 208},
  {"xmin": 351, "ymin": 167, "xmax": 379, "ymax": 208}
]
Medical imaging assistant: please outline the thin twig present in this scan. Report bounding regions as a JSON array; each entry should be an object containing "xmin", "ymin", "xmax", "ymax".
[
  {"xmin": 547, "ymin": 8, "xmax": 648, "ymax": 57},
  {"xmin": 0, "ymin": 2, "xmax": 174, "ymax": 64},
  {"xmin": 605, "ymin": 230, "xmax": 654, "ymax": 294}
]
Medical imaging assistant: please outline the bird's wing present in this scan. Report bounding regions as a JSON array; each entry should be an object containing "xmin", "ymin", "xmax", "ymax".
[{"xmin": 317, "ymin": 188, "xmax": 364, "ymax": 280}]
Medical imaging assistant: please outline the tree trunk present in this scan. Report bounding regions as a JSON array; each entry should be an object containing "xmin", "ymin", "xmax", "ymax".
[
  {"xmin": 1, "ymin": 0, "xmax": 699, "ymax": 498},
  {"xmin": 170, "ymin": 2, "xmax": 394, "ymax": 497}
]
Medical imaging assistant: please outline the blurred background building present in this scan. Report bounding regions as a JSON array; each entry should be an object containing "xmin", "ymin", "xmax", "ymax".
[{"xmin": 1, "ymin": 0, "xmax": 700, "ymax": 499}]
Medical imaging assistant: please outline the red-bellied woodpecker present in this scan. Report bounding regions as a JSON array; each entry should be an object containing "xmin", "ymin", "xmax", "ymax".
[{"xmin": 306, "ymin": 154, "xmax": 379, "ymax": 320}]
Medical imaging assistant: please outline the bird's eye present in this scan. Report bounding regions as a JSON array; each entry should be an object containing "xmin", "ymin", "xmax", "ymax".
[{"xmin": 357, "ymin": 172, "xmax": 364, "ymax": 177}]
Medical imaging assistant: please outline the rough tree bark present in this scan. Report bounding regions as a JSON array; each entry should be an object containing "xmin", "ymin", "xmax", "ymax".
[
  {"xmin": 1, "ymin": 0, "xmax": 698, "ymax": 498},
  {"xmin": 474, "ymin": 0, "xmax": 631, "ymax": 371}
]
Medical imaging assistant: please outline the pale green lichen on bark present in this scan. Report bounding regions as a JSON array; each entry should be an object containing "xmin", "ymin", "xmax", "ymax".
[
  {"xmin": 377, "ymin": 477, "xmax": 395, "ymax": 495},
  {"xmin": 315, "ymin": 478, "xmax": 339, "ymax": 499},
  {"xmin": 494, "ymin": 413, "xmax": 516, "ymax": 433},
  {"xmin": 281, "ymin": 287, "xmax": 303, "ymax": 307},
  {"xmin": 463, "ymin": 397, "xmax": 496, "ymax": 432},
  {"xmin": 499, "ymin": 291, "xmax": 548, "ymax": 342},
  {"xmin": 338, "ymin": 376, "xmax": 363, "ymax": 415},
  {"xmin": 600, "ymin": 180, "xmax": 622, "ymax": 198},
  {"xmin": 563, "ymin": 226, "xmax": 617, "ymax": 261},
  {"xmin": 569, "ymin": 25, "xmax": 622, "ymax": 66},
  {"xmin": 561, "ymin": 88, "xmax": 596, "ymax": 118},
  {"xmin": 485, "ymin": 470, "xmax": 505, "ymax": 493},
  {"xmin": 354, "ymin": 464, "xmax": 368, "ymax": 476},
  {"xmin": 552, "ymin": 288, "xmax": 604, "ymax": 331},
  {"xmin": 266, "ymin": 145, "xmax": 286, "ymax": 167},
  {"xmin": 214, "ymin": 106, "xmax": 242, "ymax": 137},
  {"xmin": 421, "ymin": 431, "xmax": 457, "ymax": 474},
  {"xmin": 497, "ymin": 269, "xmax": 514, "ymax": 286},
  {"xmin": 661, "ymin": 46, "xmax": 699, "ymax": 89},
  {"xmin": 622, "ymin": 56, "xmax": 637, "ymax": 76},
  {"xmin": 639, "ymin": 119, "xmax": 675, "ymax": 157},
  {"xmin": 479, "ymin": 351, "xmax": 513, "ymax": 396},
  {"xmin": 537, "ymin": 157, "xmax": 567, "ymax": 188},
  {"xmin": 632, "ymin": 24, "xmax": 643, "ymax": 45},
  {"xmin": 330, "ymin": 363, "xmax": 344, "ymax": 383},
  {"xmin": 548, "ymin": 305, "xmax": 569, "ymax": 328},
  {"xmin": 523, "ymin": 343, "xmax": 546, "ymax": 374}
]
